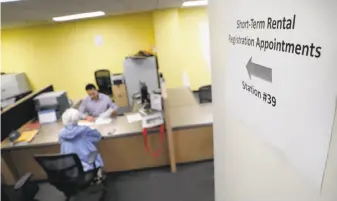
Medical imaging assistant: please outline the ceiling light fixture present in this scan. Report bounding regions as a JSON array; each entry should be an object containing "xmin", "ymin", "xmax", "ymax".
[
  {"xmin": 52, "ymin": 11, "xmax": 105, "ymax": 22},
  {"xmin": 182, "ymin": 0, "xmax": 208, "ymax": 7},
  {"xmin": 0, "ymin": 0, "xmax": 21, "ymax": 3}
]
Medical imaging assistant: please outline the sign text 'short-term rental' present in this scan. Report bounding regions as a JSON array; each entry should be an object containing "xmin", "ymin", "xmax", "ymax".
[{"xmin": 237, "ymin": 15, "xmax": 296, "ymax": 30}]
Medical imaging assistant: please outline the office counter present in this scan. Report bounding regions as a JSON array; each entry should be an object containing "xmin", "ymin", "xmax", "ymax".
[
  {"xmin": 169, "ymin": 102, "xmax": 213, "ymax": 164},
  {"xmin": 1, "ymin": 117, "xmax": 143, "ymax": 150},
  {"xmin": 166, "ymin": 87, "xmax": 198, "ymax": 107},
  {"xmin": 1, "ymin": 87, "xmax": 213, "ymax": 185},
  {"xmin": 170, "ymin": 103, "xmax": 212, "ymax": 129}
]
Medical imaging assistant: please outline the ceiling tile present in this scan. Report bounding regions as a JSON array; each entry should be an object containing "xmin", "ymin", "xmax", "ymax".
[
  {"xmin": 158, "ymin": 0, "xmax": 183, "ymax": 9},
  {"xmin": 1, "ymin": 0, "xmax": 184, "ymax": 28}
]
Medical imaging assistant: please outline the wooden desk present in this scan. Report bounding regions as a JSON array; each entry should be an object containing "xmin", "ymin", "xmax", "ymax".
[
  {"xmin": 1, "ymin": 117, "xmax": 169, "ymax": 181},
  {"xmin": 169, "ymin": 103, "xmax": 213, "ymax": 164},
  {"xmin": 1, "ymin": 87, "xmax": 213, "ymax": 185}
]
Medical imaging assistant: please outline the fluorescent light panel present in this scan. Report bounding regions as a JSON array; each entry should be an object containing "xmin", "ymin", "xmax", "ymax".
[
  {"xmin": 182, "ymin": 0, "xmax": 208, "ymax": 7},
  {"xmin": 53, "ymin": 11, "xmax": 105, "ymax": 22},
  {"xmin": 0, "ymin": 0, "xmax": 21, "ymax": 3}
]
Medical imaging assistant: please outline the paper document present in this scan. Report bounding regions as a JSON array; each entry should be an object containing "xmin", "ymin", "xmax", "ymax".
[
  {"xmin": 95, "ymin": 118, "xmax": 112, "ymax": 125},
  {"xmin": 78, "ymin": 120, "xmax": 94, "ymax": 126},
  {"xmin": 126, "ymin": 113, "xmax": 142, "ymax": 123},
  {"xmin": 99, "ymin": 108, "xmax": 114, "ymax": 118},
  {"xmin": 78, "ymin": 118, "xmax": 112, "ymax": 126},
  {"xmin": 38, "ymin": 110, "xmax": 57, "ymax": 124},
  {"xmin": 150, "ymin": 93, "xmax": 162, "ymax": 111}
]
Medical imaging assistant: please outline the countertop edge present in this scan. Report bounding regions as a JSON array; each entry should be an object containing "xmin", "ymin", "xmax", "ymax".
[{"xmin": 1, "ymin": 123, "xmax": 213, "ymax": 151}]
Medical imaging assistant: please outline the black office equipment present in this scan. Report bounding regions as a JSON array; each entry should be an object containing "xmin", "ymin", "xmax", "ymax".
[
  {"xmin": 1, "ymin": 85, "xmax": 54, "ymax": 141},
  {"xmin": 140, "ymin": 82, "xmax": 150, "ymax": 104},
  {"xmin": 198, "ymin": 85, "xmax": 212, "ymax": 103},
  {"xmin": 34, "ymin": 153, "xmax": 105, "ymax": 201},
  {"xmin": 9, "ymin": 131, "xmax": 21, "ymax": 142},
  {"xmin": 95, "ymin": 70, "xmax": 112, "ymax": 96}
]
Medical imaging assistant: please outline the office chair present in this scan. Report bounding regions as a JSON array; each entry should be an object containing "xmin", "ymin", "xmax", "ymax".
[
  {"xmin": 2, "ymin": 173, "xmax": 39, "ymax": 201},
  {"xmin": 95, "ymin": 70, "xmax": 112, "ymax": 96},
  {"xmin": 198, "ymin": 85, "xmax": 212, "ymax": 103},
  {"xmin": 34, "ymin": 152, "xmax": 105, "ymax": 201}
]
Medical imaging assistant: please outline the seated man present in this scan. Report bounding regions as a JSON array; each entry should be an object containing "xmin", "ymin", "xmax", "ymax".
[
  {"xmin": 79, "ymin": 84, "xmax": 118, "ymax": 121},
  {"xmin": 59, "ymin": 108, "xmax": 104, "ymax": 177}
]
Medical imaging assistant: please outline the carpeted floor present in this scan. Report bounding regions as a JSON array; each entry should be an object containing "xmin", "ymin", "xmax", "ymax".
[{"xmin": 35, "ymin": 160, "xmax": 214, "ymax": 201}]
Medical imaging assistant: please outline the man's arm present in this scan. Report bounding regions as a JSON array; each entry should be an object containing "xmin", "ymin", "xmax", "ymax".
[
  {"xmin": 108, "ymin": 99, "xmax": 118, "ymax": 117},
  {"xmin": 99, "ymin": 97, "xmax": 118, "ymax": 118},
  {"xmin": 78, "ymin": 100, "xmax": 88, "ymax": 119}
]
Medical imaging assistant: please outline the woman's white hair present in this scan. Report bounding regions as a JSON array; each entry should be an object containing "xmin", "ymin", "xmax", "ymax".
[{"xmin": 62, "ymin": 108, "xmax": 80, "ymax": 125}]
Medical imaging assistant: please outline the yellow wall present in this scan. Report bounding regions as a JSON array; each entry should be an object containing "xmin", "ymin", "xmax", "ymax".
[
  {"xmin": 1, "ymin": 8, "xmax": 210, "ymax": 99},
  {"xmin": 1, "ymin": 12, "xmax": 155, "ymax": 99},
  {"xmin": 153, "ymin": 9, "xmax": 183, "ymax": 88},
  {"xmin": 153, "ymin": 8, "xmax": 210, "ymax": 90},
  {"xmin": 179, "ymin": 8, "xmax": 211, "ymax": 90}
]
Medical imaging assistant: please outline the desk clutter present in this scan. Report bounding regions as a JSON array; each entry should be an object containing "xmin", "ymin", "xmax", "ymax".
[
  {"xmin": 126, "ymin": 84, "xmax": 164, "ymax": 129},
  {"xmin": 1, "ymin": 85, "xmax": 54, "ymax": 142},
  {"xmin": 15, "ymin": 130, "xmax": 38, "ymax": 144},
  {"xmin": 8, "ymin": 121, "xmax": 41, "ymax": 145},
  {"xmin": 9, "ymin": 129, "xmax": 39, "ymax": 145}
]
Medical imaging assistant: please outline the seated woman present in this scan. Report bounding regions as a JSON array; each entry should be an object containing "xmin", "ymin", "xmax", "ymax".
[{"xmin": 59, "ymin": 108, "xmax": 104, "ymax": 178}]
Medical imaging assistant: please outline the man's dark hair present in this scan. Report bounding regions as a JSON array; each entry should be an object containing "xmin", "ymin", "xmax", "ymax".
[{"xmin": 85, "ymin": 84, "xmax": 96, "ymax": 91}]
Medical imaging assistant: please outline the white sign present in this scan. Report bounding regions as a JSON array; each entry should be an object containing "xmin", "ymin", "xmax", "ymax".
[
  {"xmin": 222, "ymin": 0, "xmax": 337, "ymax": 190},
  {"xmin": 94, "ymin": 35, "xmax": 103, "ymax": 46}
]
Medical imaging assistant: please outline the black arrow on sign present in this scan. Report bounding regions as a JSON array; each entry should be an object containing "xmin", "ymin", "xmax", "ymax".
[{"xmin": 246, "ymin": 57, "xmax": 272, "ymax": 83}]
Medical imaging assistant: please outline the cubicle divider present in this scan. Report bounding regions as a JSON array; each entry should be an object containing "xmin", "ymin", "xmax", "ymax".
[{"xmin": 1, "ymin": 85, "xmax": 54, "ymax": 141}]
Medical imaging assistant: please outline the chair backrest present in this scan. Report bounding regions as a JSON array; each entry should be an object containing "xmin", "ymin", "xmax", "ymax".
[
  {"xmin": 199, "ymin": 85, "xmax": 212, "ymax": 103},
  {"xmin": 34, "ymin": 153, "xmax": 85, "ymax": 195},
  {"xmin": 95, "ymin": 70, "xmax": 112, "ymax": 96}
]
